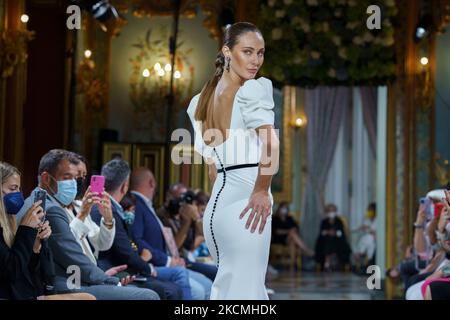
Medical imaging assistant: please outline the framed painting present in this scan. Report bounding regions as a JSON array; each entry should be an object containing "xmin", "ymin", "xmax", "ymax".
[
  {"xmin": 102, "ymin": 142, "xmax": 132, "ymax": 164},
  {"xmin": 271, "ymin": 86, "xmax": 293, "ymax": 203},
  {"xmin": 132, "ymin": 144, "xmax": 165, "ymax": 207},
  {"xmin": 169, "ymin": 144, "xmax": 211, "ymax": 193}
]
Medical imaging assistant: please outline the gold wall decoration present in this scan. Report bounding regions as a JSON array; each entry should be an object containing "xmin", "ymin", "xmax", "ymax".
[
  {"xmin": 170, "ymin": 144, "xmax": 210, "ymax": 193},
  {"xmin": 0, "ymin": 29, "xmax": 34, "ymax": 78},
  {"xmin": 102, "ymin": 142, "xmax": 133, "ymax": 164},
  {"xmin": 271, "ymin": 86, "xmax": 293, "ymax": 203},
  {"xmin": 112, "ymin": 0, "xmax": 225, "ymax": 41},
  {"xmin": 132, "ymin": 144, "xmax": 166, "ymax": 206}
]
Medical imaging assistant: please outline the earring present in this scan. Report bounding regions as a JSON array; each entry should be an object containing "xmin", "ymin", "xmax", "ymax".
[{"xmin": 226, "ymin": 57, "xmax": 231, "ymax": 72}]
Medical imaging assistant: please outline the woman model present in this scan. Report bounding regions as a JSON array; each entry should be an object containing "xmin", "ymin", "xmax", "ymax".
[{"xmin": 187, "ymin": 22, "xmax": 280, "ymax": 299}]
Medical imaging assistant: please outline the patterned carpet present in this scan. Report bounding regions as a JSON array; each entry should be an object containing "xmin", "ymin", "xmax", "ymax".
[{"xmin": 266, "ymin": 271, "xmax": 384, "ymax": 300}]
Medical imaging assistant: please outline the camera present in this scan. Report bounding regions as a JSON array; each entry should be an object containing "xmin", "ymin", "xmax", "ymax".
[{"xmin": 166, "ymin": 190, "xmax": 196, "ymax": 216}]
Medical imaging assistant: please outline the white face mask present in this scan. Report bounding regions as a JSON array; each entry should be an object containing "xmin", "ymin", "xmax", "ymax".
[{"xmin": 327, "ymin": 211, "xmax": 337, "ymax": 219}]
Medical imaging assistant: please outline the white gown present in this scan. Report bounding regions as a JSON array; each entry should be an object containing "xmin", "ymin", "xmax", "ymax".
[{"xmin": 187, "ymin": 77, "xmax": 275, "ymax": 300}]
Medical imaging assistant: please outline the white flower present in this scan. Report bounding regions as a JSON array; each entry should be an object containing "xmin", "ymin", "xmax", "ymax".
[
  {"xmin": 275, "ymin": 10, "xmax": 286, "ymax": 18},
  {"xmin": 352, "ymin": 36, "xmax": 364, "ymax": 45},
  {"xmin": 306, "ymin": 0, "xmax": 319, "ymax": 6},
  {"xmin": 311, "ymin": 51, "xmax": 321, "ymax": 59},
  {"xmin": 332, "ymin": 36, "xmax": 341, "ymax": 46},
  {"xmin": 386, "ymin": 0, "xmax": 395, "ymax": 7},
  {"xmin": 381, "ymin": 35, "xmax": 394, "ymax": 46},
  {"xmin": 283, "ymin": 0, "xmax": 293, "ymax": 5},
  {"xmin": 292, "ymin": 16, "xmax": 303, "ymax": 25},
  {"xmin": 327, "ymin": 68, "xmax": 337, "ymax": 78},
  {"xmin": 363, "ymin": 32, "xmax": 374, "ymax": 42},
  {"xmin": 268, "ymin": 0, "xmax": 276, "ymax": 7},
  {"xmin": 338, "ymin": 47, "xmax": 347, "ymax": 59},
  {"xmin": 272, "ymin": 28, "xmax": 283, "ymax": 40},
  {"xmin": 293, "ymin": 56, "xmax": 303, "ymax": 64},
  {"xmin": 302, "ymin": 23, "xmax": 311, "ymax": 33},
  {"xmin": 346, "ymin": 21, "xmax": 359, "ymax": 30}
]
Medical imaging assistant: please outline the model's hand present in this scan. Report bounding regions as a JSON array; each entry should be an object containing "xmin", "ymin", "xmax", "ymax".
[{"xmin": 239, "ymin": 190, "xmax": 272, "ymax": 234}]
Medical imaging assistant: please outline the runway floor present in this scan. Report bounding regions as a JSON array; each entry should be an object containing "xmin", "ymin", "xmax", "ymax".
[{"xmin": 266, "ymin": 271, "xmax": 384, "ymax": 300}]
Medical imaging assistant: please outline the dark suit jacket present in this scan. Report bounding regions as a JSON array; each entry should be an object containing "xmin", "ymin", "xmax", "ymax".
[
  {"xmin": 131, "ymin": 194, "xmax": 169, "ymax": 266},
  {"xmin": 91, "ymin": 200, "xmax": 151, "ymax": 276},
  {"xmin": 19, "ymin": 191, "xmax": 118, "ymax": 291},
  {"xmin": 0, "ymin": 225, "xmax": 39, "ymax": 299}
]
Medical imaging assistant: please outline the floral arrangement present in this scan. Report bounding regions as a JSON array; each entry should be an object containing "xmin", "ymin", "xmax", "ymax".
[
  {"xmin": 0, "ymin": 29, "xmax": 35, "ymax": 78},
  {"xmin": 128, "ymin": 27, "xmax": 194, "ymax": 139},
  {"xmin": 258, "ymin": 0, "xmax": 397, "ymax": 86}
]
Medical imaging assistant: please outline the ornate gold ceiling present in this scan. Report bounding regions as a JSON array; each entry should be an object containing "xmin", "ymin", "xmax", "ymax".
[{"xmin": 111, "ymin": 0, "xmax": 232, "ymax": 41}]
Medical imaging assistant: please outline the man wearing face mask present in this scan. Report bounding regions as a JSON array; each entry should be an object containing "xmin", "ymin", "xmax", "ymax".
[
  {"xmin": 17, "ymin": 149, "xmax": 159, "ymax": 300},
  {"xmin": 314, "ymin": 204, "xmax": 352, "ymax": 271}
]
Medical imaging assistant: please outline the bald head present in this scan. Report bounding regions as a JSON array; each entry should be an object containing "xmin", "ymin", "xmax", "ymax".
[{"xmin": 130, "ymin": 167, "xmax": 156, "ymax": 199}]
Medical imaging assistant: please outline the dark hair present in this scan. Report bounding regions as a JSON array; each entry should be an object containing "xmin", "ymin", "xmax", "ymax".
[
  {"xmin": 368, "ymin": 202, "xmax": 376, "ymax": 211},
  {"xmin": 101, "ymin": 159, "xmax": 130, "ymax": 192},
  {"xmin": 38, "ymin": 149, "xmax": 80, "ymax": 175},
  {"xmin": 194, "ymin": 22, "xmax": 262, "ymax": 122},
  {"xmin": 195, "ymin": 190, "xmax": 210, "ymax": 206},
  {"xmin": 120, "ymin": 193, "xmax": 137, "ymax": 211},
  {"xmin": 73, "ymin": 153, "xmax": 89, "ymax": 170}
]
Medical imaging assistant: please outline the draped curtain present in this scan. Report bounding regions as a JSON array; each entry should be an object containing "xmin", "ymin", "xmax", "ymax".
[
  {"xmin": 301, "ymin": 86, "xmax": 351, "ymax": 249},
  {"xmin": 359, "ymin": 86, "xmax": 378, "ymax": 157}
]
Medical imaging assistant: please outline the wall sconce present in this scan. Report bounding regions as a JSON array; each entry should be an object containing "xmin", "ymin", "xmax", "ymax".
[
  {"xmin": 420, "ymin": 56, "xmax": 429, "ymax": 66},
  {"xmin": 84, "ymin": 49, "xmax": 92, "ymax": 59},
  {"xmin": 292, "ymin": 116, "xmax": 306, "ymax": 129},
  {"xmin": 20, "ymin": 14, "xmax": 29, "ymax": 24}
]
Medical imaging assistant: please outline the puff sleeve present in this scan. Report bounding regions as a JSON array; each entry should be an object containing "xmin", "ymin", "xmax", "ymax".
[
  {"xmin": 186, "ymin": 94, "xmax": 214, "ymax": 159},
  {"xmin": 236, "ymin": 77, "xmax": 275, "ymax": 129}
]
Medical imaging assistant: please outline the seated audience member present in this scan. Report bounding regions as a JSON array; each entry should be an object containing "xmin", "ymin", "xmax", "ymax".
[
  {"xmin": 66, "ymin": 153, "xmax": 116, "ymax": 264},
  {"xmin": 353, "ymin": 203, "xmax": 377, "ymax": 270},
  {"xmin": 191, "ymin": 190, "xmax": 212, "ymax": 261},
  {"xmin": 315, "ymin": 204, "xmax": 352, "ymax": 271},
  {"xmin": 91, "ymin": 159, "xmax": 189, "ymax": 300},
  {"xmin": 157, "ymin": 182, "xmax": 218, "ymax": 281},
  {"xmin": 406, "ymin": 193, "xmax": 450, "ymax": 300},
  {"xmin": 130, "ymin": 168, "xmax": 213, "ymax": 299},
  {"xmin": 272, "ymin": 202, "xmax": 314, "ymax": 269},
  {"xmin": 0, "ymin": 161, "xmax": 94, "ymax": 300},
  {"xmin": 17, "ymin": 149, "xmax": 159, "ymax": 300}
]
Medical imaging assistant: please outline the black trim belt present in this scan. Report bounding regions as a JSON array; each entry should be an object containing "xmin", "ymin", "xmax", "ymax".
[{"xmin": 217, "ymin": 163, "xmax": 259, "ymax": 173}]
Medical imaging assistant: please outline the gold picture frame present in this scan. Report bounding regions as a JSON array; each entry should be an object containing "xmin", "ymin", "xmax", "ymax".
[
  {"xmin": 132, "ymin": 144, "xmax": 165, "ymax": 207},
  {"xmin": 102, "ymin": 142, "xmax": 132, "ymax": 164},
  {"xmin": 169, "ymin": 144, "xmax": 211, "ymax": 193},
  {"xmin": 271, "ymin": 86, "xmax": 293, "ymax": 203}
]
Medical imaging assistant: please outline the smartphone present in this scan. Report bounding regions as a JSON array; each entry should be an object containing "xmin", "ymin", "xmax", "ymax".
[
  {"xmin": 90, "ymin": 175, "xmax": 105, "ymax": 195},
  {"xmin": 420, "ymin": 197, "xmax": 433, "ymax": 220},
  {"xmin": 133, "ymin": 276, "xmax": 148, "ymax": 282},
  {"xmin": 34, "ymin": 189, "xmax": 47, "ymax": 223}
]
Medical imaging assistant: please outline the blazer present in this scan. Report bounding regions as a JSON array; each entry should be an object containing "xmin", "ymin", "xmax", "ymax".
[
  {"xmin": 0, "ymin": 225, "xmax": 39, "ymax": 299},
  {"xmin": 131, "ymin": 193, "xmax": 170, "ymax": 267},
  {"xmin": 19, "ymin": 190, "xmax": 118, "ymax": 291},
  {"xmin": 91, "ymin": 199, "xmax": 151, "ymax": 276}
]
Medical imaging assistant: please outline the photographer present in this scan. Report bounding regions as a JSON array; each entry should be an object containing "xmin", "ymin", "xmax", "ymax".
[{"xmin": 157, "ymin": 183, "xmax": 217, "ymax": 281}]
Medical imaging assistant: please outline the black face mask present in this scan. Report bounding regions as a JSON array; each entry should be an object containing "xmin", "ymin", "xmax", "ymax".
[{"xmin": 76, "ymin": 176, "xmax": 87, "ymax": 199}]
